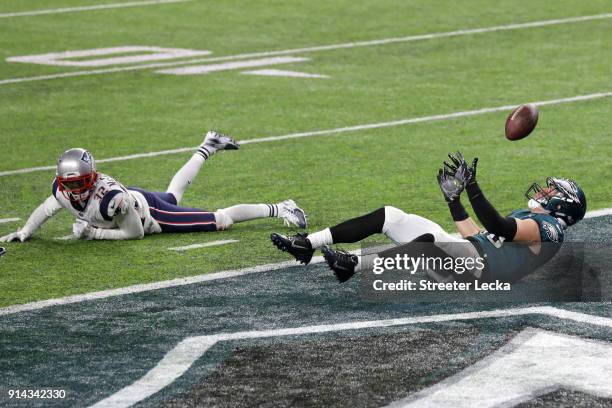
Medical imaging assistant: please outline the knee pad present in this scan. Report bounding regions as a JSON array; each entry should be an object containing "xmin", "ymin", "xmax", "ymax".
[
  {"xmin": 214, "ymin": 209, "xmax": 234, "ymax": 231},
  {"xmin": 383, "ymin": 206, "xmax": 445, "ymax": 243},
  {"xmin": 382, "ymin": 206, "xmax": 409, "ymax": 231}
]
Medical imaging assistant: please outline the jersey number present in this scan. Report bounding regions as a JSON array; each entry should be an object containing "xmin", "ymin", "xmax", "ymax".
[{"xmin": 485, "ymin": 233, "xmax": 506, "ymax": 249}]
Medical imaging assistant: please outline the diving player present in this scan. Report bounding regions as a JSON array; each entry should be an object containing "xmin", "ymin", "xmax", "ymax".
[
  {"xmin": 271, "ymin": 152, "xmax": 586, "ymax": 283},
  {"xmin": 1, "ymin": 131, "xmax": 307, "ymax": 242}
]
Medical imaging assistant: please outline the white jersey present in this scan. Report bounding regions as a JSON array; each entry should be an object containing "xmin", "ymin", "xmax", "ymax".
[{"xmin": 52, "ymin": 173, "xmax": 161, "ymax": 234}]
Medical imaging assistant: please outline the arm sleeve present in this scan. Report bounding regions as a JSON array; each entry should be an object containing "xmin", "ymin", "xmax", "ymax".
[
  {"xmin": 447, "ymin": 198, "xmax": 469, "ymax": 222},
  {"xmin": 89, "ymin": 200, "xmax": 144, "ymax": 240},
  {"xmin": 466, "ymin": 182, "xmax": 517, "ymax": 240},
  {"xmin": 20, "ymin": 196, "xmax": 63, "ymax": 236}
]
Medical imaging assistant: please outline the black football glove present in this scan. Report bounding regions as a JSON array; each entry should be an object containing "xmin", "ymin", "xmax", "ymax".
[
  {"xmin": 444, "ymin": 151, "xmax": 478, "ymax": 187},
  {"xmin": 437, "ymin": 167, "xmax": 464, "ymax": 203}
]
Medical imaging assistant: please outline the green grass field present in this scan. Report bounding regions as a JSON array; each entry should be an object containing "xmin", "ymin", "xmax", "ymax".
[{"xmin": 0, "ymin": 0, "xmax": 611, "ymax": 307}]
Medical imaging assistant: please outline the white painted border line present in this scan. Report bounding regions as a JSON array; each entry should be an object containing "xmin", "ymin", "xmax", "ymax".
[
  {"xmin": 0, "ymin": 0, "xmax": 192, "ymax": 19},
  {"xmin": 585, "ymin": 208, "xmax": 612, "ymax": 219},
  {"xmin": 1, "ymin": 91, "xmax": 610, "ymax": 177},
  {"xmin": 0, "ymin": 256, "xmax": 324, "ymax": 317},
  {"xmin": 168, "ymin": 239, "xmax": 239, "ymax": 251},
  {"xmin": 1, "ymin": 12, "xmax": 611, "ymax": 85},
  {"xmin": 0, "ymin": 217, "xmax": 20, "ymax": 224},
  {"xmin": 90, "ymin": 306, "xmax": 612, "ymax": 408},
  {"xmin": 0, "ymin": 207, "xmax": 610, "ymax": 316}
]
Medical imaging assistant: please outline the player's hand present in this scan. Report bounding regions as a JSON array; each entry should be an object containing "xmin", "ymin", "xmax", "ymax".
[
  {"xmin": 437, "ymin": 167, "xmax": 464, "ymax": 202},
  {"xmin": 445, "ymin": 151, "xmax": 478, "ymax": 186},
  {"xmin": 0, "ymin": 230, "xmax": 29, "ymax": 243},
  {"xmin": 72, "ymin": 219, "xmax": 93, "ymax": 239}
]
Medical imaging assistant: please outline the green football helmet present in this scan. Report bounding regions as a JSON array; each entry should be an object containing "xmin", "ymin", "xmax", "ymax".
[{"xmin": 525, "ymin": 177, "xmax": 587, "ymax": 227}]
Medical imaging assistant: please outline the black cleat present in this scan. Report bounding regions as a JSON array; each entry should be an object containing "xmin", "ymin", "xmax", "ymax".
[
  {"xmin": 270, "ymin": 232, "xmax": 315, "ymax": 265},
  {"xmin": 321, "ymin": 245, "xmax": 358, "ymax": 283}
]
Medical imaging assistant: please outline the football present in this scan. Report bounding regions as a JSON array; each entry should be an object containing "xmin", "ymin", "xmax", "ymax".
[{"xmin": 505, "ymin": 103, "xmax": 539, "ymax": 140}]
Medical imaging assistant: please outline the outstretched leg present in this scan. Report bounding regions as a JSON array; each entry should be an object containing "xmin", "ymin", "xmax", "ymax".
[
  {"xmin": 270, "ymin": 207, "xmax": 386, "ymax": 266},
  {"xmin": 137, "ymin": 190, "xmax": 306, "ymax": 233},
  {"xmin": 271, "ymin": 206, "xmax": 471, "ymax": 281},
  {"xmin": 166, "ymin": 130, "xmax": 239, "ymax": 204},
  {"xmin": 215, "ymin": 200, "xmax": 307, "ymax": 230}
]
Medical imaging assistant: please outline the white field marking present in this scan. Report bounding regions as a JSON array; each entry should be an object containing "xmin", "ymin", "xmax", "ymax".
[
  {"xmin": 156, "ymin": 57, "xmax": 308, "ymax": 75},
  {"xmin": 1, "ymin": 91, "xmax": 611, "ymax": 178},
  {"xmin": 0, "ymin": 0, "xmax": 192, "ymax": 19},
  {"xmin": 0, "ymin": 205, "xmax": 609, "ymax": 314},
  {"xmin": 241, "ymin": 69, "xmax": 329, "ymax": 78},
  {"xmin": 389, "ymin": 328, "xmax": 612, "ymax": 408},
  {"xmin": 8, "ymin": 47, "xmax": 210, "ymax": 67},
  {"xmin": 0, "ymin": 218, "xmax": 20, "ymax": 224},
  {"xmin": 90, "ymin": 307, "xmax": 612, "ymax": 408},
  {"xmin": 585, "ymin": 207, "xmax": 612, "ymax": 219},
  {"xmin": 168, "ymin": 239, "xmax": 239, "ymax": 251},
  {"xmin": 1, "ymin": 13, "xmax": 611, "ymax": 85},
  {"xmin": 0, "ymin": 255, "xmax": 323, "ymax": 317},
  {"xmin": 54, "ymin": 235, "xmax": 76, "ymax": 241}
]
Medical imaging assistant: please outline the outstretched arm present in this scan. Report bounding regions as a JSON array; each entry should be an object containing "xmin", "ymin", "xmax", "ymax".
[
  {"xmin": 437, "ymin": 167, "xmax": 480, "ymax": 238},
  {"xmin": 0, "ymin": 196, "xmax": 62, "ymax": 242}
]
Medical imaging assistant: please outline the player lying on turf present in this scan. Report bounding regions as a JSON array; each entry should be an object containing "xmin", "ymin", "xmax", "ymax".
[
  {"xmin": 1, "ymin": 131, "xmax": 307, "ymax": 242},
  {"xmin": 271, "ymin": 152, "xmax": 586, "ymax": 283}
]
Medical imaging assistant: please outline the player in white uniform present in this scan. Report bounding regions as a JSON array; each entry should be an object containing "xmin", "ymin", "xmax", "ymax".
[{"xmin": 1, "ymin": 131, "xmax": 307, "ymax": 242}]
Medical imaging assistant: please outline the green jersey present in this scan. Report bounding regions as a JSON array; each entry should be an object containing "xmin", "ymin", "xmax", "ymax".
[{"xmin": 469, "ymin": 209, "xmax": 564, "ymax": 282}]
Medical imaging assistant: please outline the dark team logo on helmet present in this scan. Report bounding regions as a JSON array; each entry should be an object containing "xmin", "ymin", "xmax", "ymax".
[{"xmin": 81, "ymin": 151, "xmax": 92, "ymax": 164}]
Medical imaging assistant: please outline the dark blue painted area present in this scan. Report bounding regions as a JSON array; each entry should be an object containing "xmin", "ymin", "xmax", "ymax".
[{"xmin": 0, "ymin": 216, "xmax": 609, "ymax": 407}]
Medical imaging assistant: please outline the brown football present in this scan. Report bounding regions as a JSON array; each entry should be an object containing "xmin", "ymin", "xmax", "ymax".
[{"xmin": 505, "ymin": 103, "xmax": 539, "ymax": 141}]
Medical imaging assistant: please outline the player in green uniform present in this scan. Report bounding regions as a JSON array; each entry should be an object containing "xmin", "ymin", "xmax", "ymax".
[{"xmin": 270, "ymin": 152, "xmax": 586, "ymax": 283}]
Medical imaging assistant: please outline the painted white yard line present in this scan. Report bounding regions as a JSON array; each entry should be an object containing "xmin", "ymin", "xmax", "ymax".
[
  {"xmin": 0, "ymin": 207, "xmax": 610, "ymax": 316},
  {"xmin": 168, "ymin": 239, "xmax": 239, "ymax": 251},
  {"xmin": 89, "ymin": 306, "xmax": 612, "ymax": 408},
  {"xmin": 0, "ymin": 217, "xmax": 20, "ymax": 224},
  {"xmin": 241, "ymin": 69, "xmax": 329, "ymax": 78},
  {"xmin": 0, "ymin": 256, "xmax": 324, "ymax": 317},
  {"xmin": 1, "ymin": 91, "xmax": 611, "ymax": 178},
  {"xmin": 54, "ymin": 235, "xmax": 75, "ymax": 241},
  {"xmin": 1, "ymin": 12, "xmax": 610, "ymax": 85},
  {"xmin": 157, "ymin": 56, "xmax": 309, "ymax": 75},
  {"xmin": 0, "ymin": 0, "xmax": 192, "ymax": 19}
]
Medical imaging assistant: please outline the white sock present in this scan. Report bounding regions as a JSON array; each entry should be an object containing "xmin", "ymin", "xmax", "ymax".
[
  {"xmin": 220, "ymin": 203, "xmax": 278, "ymax": 223},
  {"xmin": 166, "ymin": 153, "xmax": 205, "ymax": 204},
  {"xmin": 307, "ymin": 227, "xmax": 333, "ymax": 249},
  {"xmin": 196, "ymin": 144, "xmax": 216, "ymax": 160}
]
